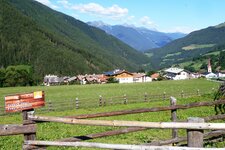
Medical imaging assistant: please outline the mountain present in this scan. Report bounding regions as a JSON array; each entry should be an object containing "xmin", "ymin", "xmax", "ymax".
[
  {"xmin": 0, "ymin": 0, "xmax": 150, "ymax": 78},
  {"xmin": 165, "ymin": 32, "xmax": 187, "ymax": 40},
  {"xmin": 88, "ymin": 21, "xmax": 186, "ymax": 52},
  {"xmin": 146, "ymin": 23, "xmax": 225, "ymax": 69},
  {"xmin": 178, "ymin": 48, "xmax": 225, "ymax": 73}
]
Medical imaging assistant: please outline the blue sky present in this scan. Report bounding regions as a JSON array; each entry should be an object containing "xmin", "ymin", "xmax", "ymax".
[{"xmin": 36, "ymin": 0, "xmax": 225, "ymax": 33}]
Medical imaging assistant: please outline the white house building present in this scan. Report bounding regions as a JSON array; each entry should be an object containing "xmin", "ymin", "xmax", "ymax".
[
  {"xmin": 204, "ymin": 72, "xmax": 217, "ymax": 78},
  {"xmin": 164, "ymin": 67, "xmax": 190, "ymax": 80},
  {"xmin": 114, "ymin": 71, "xmax": 134, "ymax": 83},
  {"xmin": 104, "ymin": 70, "xmax": 152, "ymax": 83},
  {"xmin": 133, "ymin": 73, "xmax": 152, "ymax": 83},
  {"xmin": 44, "ymin": 75, "xmax": 63, "ymax": 86},
  {"xmin": 217, "ymin": 71, "xmax": 225, "ymax": 78}
]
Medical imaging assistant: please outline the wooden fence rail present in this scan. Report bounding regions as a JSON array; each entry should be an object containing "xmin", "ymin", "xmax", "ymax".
[
  {"xmin": 23, "ymin": 140, "xmax": 225, "ymax": 150},
  {"xmin": 1, "ymin": 96, "xmax": 225, "ymax": 150},
  {"xmin": 65, "ymin": 99, "xmax": 225, "ymax": 119},
  {"xmin": 26, "ymin": 97, "xmax": 225, "ymax": 149},
  {"xmin": 58, "ymin": 113, "xmax": 225, "ymax": 143},
  {"xmin": 59, "ymin": 127, "xmax": 146, "ymax": 142},
  {"xmin": 147, "ymin": 130, "xmax": 225, "ymax": 146},
  {"xmin": 0, "ymin": 124, "xmax": 36, "ymax": 136},
  {"xmin": 29, "ymin": 115, "xmax": 225, "ymax": 130}
]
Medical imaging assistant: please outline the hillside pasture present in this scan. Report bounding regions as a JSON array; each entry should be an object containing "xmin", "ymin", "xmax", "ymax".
[{"xmin": 182, "ymin": 44, "xmax": 215, "ymax": 51}]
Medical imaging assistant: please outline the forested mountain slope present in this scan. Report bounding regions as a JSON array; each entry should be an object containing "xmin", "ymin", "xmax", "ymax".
[
  {"xmin": 0, "ymin": 0, "xmax": 149, "ymax": 78},
  {"xmin": 146, "ymin": 23, "xmax": 225, "ymax": 69}
]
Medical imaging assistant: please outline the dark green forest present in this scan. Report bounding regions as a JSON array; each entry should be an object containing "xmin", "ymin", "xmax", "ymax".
[
  {"xmin": 0, "ymin": 65, "xmax": 35, "ymax": 87},
  {"xmin": 0, "ymin": 0, "xmax": 149, "ymax": 86}
]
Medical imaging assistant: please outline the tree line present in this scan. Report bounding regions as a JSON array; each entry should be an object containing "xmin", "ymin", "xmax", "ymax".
[{"xmin": 0, "ymin": 65, "xmax": 38, "ymax": 87}]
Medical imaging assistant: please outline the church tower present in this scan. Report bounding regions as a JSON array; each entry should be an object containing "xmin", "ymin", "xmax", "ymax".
[{"xmin": 207, "ymin": 58, "xmax": 212, "ymax": 73}]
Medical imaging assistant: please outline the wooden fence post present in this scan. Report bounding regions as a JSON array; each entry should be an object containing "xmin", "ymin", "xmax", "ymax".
[
  {"xmin": 163, "ymin": 92, "xmax": 166, "ymax": 100},
  {"xmin": 124, "ymin": 94, "xmax": 127, "ymax": 104},
  {"xmin": 75, "ymin": 98, "xmax": 79, "ymax": 109},
  {"xmin": 170, "ymin": 97, "xmax": 178, "ymax": 145},
  {"xmin": 110, "ymin": 98, "xmax": 113, "ymax": 105},
  {"xmin": 144, "ymin": 92, "xmax": 147, "ymax": 102},
  {"xmin": 22, "ymin": 109, "xmax": 36, "ymax": 141},
  {"xmin": 181, "ymin": 90, "xmax": 184, "ymax": 98},
  {"xmin": 197, "ymin": 89, "xmax": 200, "ymax": 96},
  {"xmin": 99, "ymin": 95, "xmax": 102, "ymax": 107},
  {"xmin": 187, "ymin": 117, "xmax": 204, "ymax": 147},
  {"xmin": 48, "ymin": 100, "xmax": 53, "ymax": 111},
  {"xmin": 103, "ymin": 98, "xmax": 106, "ymax": 106},
  {"xmin": 23, "ymin": 109, "xmax": 46, "ymax": 150}
]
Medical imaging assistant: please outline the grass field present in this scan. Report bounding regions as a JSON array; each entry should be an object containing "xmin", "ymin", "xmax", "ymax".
[
  {"xmin": 1, "ymin": 94, "xmax": 224, "ymax": 149},
  {"xmin": 0, "ymin": 79, "xmax": 223, "ymax": 149},
  {"xmin": 0, "ymin": 79, "xmax": 219, "ymax": 105},
  {"xmin": 164, "ymin": 52, "xmax": 181, "ymax": 58},
  {"xmin": 182, "ymin": 44, "xmax": 215, "ymax": 51}
]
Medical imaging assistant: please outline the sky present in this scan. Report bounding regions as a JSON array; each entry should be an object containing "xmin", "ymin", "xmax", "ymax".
[{"xmin": 36, "ymin": 0, "xmax": 225, "ymax": 33}]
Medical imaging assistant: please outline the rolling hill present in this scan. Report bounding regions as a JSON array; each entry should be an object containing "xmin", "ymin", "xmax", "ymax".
[
  {"xmin": 88, "ymin": 21, "xmax": 186, "ymax": 52},
  {"xmin": 146, "ymin": 23, "xmax": 225, "ymax": 69},
  {"xmin": 179, "ymin": 47, "xmax": 225, "ymax": 72},
  {"xmin": 0, "ymin": 0, "xmax": 150, "ymax": 78}
]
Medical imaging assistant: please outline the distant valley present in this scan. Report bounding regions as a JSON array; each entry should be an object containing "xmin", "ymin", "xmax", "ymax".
[{"xmin": 88, "ymin": 21, "xmax": 186, "ymax": 52}]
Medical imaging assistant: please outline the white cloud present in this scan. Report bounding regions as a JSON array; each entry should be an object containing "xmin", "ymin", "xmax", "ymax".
[
  {"xmin": 35, "ymin": 0, "xmax": 58, "ymax": 9},
  {"xmin": 57, "ymin": 0, "xmax": 70, "ymax": 8},
  {"xmin": 70, "ymin": 3, "xmax": 128, "ymax": 19},
  {"xmin": 139, "ymin": 16, "xmax": 155, "ymax": 29},
  {"xmin": 127, "ymin": 15, "xmax": 135, "ymax": 21}
]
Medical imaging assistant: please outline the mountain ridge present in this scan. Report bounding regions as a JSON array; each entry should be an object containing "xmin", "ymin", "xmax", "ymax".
[
  {"xmin": 146, "ymin": 23, "xmax": 225, "ymax": 69},
  {"xmin": 88, "ymin": 21, "xmax": 186, "ymax": 51},
  {"xmin": 1, "ymin": 0, "xmax": 150, "ymax": 78}
]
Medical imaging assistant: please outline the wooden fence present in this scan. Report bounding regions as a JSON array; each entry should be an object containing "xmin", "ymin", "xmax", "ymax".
[
  {"xmin": 0, "ymin": 88, "xmax": 216, "ymax": 115},
  {"xmin": 1, "ymin": 96, "xmax": 225, "ymax": 149},
  {"xmin": 38, "ymin": 88, "xmax": 217, "ymax": 112}
]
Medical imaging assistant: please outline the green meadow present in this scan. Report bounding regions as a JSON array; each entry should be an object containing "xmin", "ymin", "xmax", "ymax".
[
  {"xmin": 182, "ymin": 44, "xmax": 216, "ymax": 51},
  {"xmin": 0, "ymin": 79, "xmax": 219, "ymax": 104},
  {"xmin": 0, "ymin": 79, "xmax": 224, "ymax": 149}
]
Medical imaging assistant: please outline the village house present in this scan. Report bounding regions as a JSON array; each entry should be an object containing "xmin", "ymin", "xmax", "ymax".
[
  {"xmin": 84, "ymin": 74, "xmax": 108, "ymax": 84},
  {"xmin": 44, "ymin": 75, "xmax": 64, "ymax": 86},
  {"xmin": 217, "ymin": 71, "xmax": 225, "ymax": 78},
  {"xmin": 133, "ymin": 73, "xmax": 152, "ymax": 83},
  {"xmin": 43, "ymin": 70, "xmax": 154, "ymax": 86},
  {"xmin": 164, "ymin": 67, "xmax": 190, "ymax": 80},
  {"xmin": 104, "ymin": 69, "xmax": 152, "ymax": 83},
  {"xmin": 190, "ymin": 73, "xmax": 202, "ymax": 79},
  {"xmin": 113, "ymin": 70, "xmax": 134, "ymax": 83},
  {"xmin": 75, "ymin": 74, "xmax": 108, "ymax": 84},
  {"xmin": 151, "ymin": 73, "xmax": 160, "ymax": 80},
  {"xmin": 67, "ymin": 76, "xmax": 77, "ymax": 83},
  {"xmin": 203, "ymin": 72, "xmax": 217, "ymax": 79}
]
